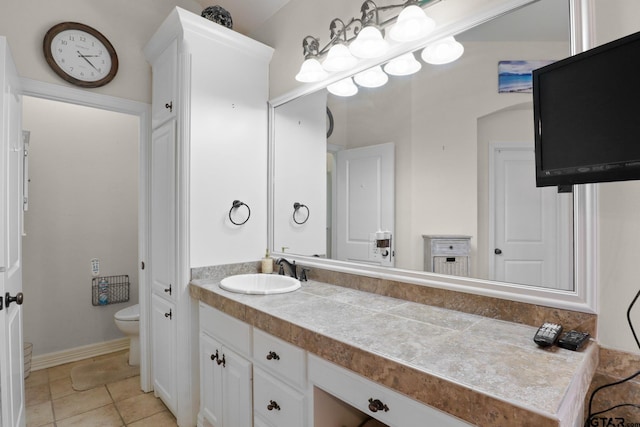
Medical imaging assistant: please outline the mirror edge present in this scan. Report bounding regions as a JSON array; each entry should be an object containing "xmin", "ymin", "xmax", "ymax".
[{"xmin": 267, "ymin": 0, "xmax": 598, "ymax": 314}]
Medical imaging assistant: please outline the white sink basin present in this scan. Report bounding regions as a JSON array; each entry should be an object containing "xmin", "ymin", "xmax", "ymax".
[{"xmin": 219, "ymin": 274, "xmax": 301, "ymax": 295}]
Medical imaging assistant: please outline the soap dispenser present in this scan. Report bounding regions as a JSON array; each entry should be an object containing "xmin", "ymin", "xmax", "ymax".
[{"xmin": 261, "ymin": 249, "xmax": 273, "ymax": 274}]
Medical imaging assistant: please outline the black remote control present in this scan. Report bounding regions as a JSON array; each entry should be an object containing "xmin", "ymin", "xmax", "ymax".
[
  {"xmin": 533, "ymin": 322, "xmax": 563, "ymax": 347},
  {"xmin": 557, "ymin": 330, "xmax": 590, "ymax": 351}
]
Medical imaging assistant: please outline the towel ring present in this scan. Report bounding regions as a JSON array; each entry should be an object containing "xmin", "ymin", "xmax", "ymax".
[
  {"xmin": 229, "ymin": 200, "xmax": 251, "ymax": 225},
  {"xmin": 293, "ymin": 202, "xmax": 310, "ymax": 225}
]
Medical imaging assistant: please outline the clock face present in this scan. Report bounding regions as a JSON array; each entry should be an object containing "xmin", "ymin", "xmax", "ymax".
[{"xmin": 44, "ymin": 23, "xmax": 118, "ymax": 88}]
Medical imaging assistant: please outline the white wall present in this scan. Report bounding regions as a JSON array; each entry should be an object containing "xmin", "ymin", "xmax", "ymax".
[
  {"xmin": 0, "ymin": 0, "xmax": 202, "ymax": 103},
  {"xmin": 594, "ymin": 0, "xmax": 640, "ymax": 354},
  {"xmin": 22, "ymin": 96, "xmax": 139, "ymax": 356}
]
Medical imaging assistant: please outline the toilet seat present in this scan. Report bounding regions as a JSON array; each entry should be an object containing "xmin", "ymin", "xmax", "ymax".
[{"xmin": 115, "ymin": 304, "xmax": 139, "ymax": 321}]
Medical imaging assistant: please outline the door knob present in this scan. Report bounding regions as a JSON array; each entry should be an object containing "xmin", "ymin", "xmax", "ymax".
[
  {"xmin": 494, "ymin": 248, "xmax": 503, "ymax": 255},
  {"xmin": 5, "ymin": 292, "xmax": 24, "ymax": 308}
]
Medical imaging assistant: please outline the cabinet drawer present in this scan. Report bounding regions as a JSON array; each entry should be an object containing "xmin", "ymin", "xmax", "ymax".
[
  {"xmin": 199, "ymin": 303, "xmax": 250, "ymax": 355},
  {"xmin": 431, "ymin": 240, "xmax": 470, "ymax": 256},
  {"xmin": 308, "ymin": 355, "xmax": 471, "ymax": 427},
  {"xmin": 253, "ymin": 329, "xmax": 306, "ymax": 388},
  {"xmin": 254, "ymin": 367, "xmax": 306, "ymax": 427}
]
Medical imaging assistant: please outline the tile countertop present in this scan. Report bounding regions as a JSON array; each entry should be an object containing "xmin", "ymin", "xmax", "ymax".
[{"xmin": 189, "ymin": 278, "xmax": 598, "ymax": 427}]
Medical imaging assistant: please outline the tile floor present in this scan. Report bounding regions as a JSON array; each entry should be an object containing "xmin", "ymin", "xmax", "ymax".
[{"xmin": 25, "ymin": 351, "xmax": 177, "ymax": 427}]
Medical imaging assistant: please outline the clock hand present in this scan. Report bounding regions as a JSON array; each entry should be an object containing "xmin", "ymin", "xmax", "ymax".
[{"xmin": 77, "ymin": 51, "xmax": 99, "ymax": 71}]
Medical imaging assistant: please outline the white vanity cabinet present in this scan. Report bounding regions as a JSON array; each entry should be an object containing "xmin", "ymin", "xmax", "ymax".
[
  {"xmin": 145, "ymin": 7, "xmax": 272, "ymax": 425},
  {"xmin": 252, "ymin": 329, "xmax": 308, "ymax": 427},
  {"xmin": 199, "ymin": 303, "xmax": 253, "ymax": 427}
]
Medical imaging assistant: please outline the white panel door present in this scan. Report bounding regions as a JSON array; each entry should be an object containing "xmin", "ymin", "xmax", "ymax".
[
  {"xmin": 221, "ymin": 346, "xmax": 252, "ymax": 427},
  {"xmin": 0, "ymin": 37, "xmax": 25, "ymax": 427},
  {"xmin": 336, "ymin": 143, "xmax": 394, "ymax": 266},
  {"xmin": 491, "ymin": 145, "xmax": 572, "ymax": 289}
]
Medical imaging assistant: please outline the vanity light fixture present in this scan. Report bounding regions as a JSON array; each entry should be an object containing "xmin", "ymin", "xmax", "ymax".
[
  {"xmin": 295, "ymin": 36, "xmax": 329, "ymax": 82},
  {"xmin": 295, "ymin": 0, "xmax": 441, "ymax": 82},
  {"xmin": 354, "ymin": 65, "xmax": 389, "ymax": 88},
  {"xmin": 383, "ymin": 52, "xmax": 422, "ymax": 76},
  {"xmin": 421, "ymin": 36, "xmax": 465, "ymax": 64},
  {"xmin": 388, "ymin": 4, "xmax": 436, "ymax": 42},
  {"xmin": 327, "ymin": 77, "xmax": 359, "ymax": 97}
]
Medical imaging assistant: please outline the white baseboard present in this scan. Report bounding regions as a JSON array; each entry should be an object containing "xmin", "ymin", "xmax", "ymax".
[{"xmin": 31, "ymin": 337, "xmax": 130, "ymax": 371}]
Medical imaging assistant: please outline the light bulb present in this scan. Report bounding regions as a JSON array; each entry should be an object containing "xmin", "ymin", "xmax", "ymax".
[
  {"xmin": 295, "ymin": 57, "xmax": 328, "ymax": 82},
  {"xmin": 354, "ymin": 66, "xmax": 388, "ymax": 88},
  {"xmin": 323, "ymin": 44, "xmax": 358, "ymax": 72},
  {"xmin": 389, "ymin": 5, "xmax": 436, "ymax": 42},
  {"xmin": 349, "ymin": 26, "xmax": 390, "ymax": 59},
  {"xmin": 384, "ymin": 52, "xmax": 422, "ymax": 76},
  {"xmin": 327, "ymin": 77, "xmax": 358, "ymax": 97},
  {"xmin": 421, "ymin": 36, "xmax": 464, "ymax": 65}
]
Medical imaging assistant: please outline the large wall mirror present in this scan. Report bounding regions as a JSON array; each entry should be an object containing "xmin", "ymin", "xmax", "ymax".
[{"xmin": 269, "ymin": 0, "xmax": 596, "ymax": 313}]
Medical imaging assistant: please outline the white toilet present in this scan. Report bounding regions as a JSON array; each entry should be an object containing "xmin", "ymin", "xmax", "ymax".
[{"xmin": 114, "ymin": 304, "xmax": 140, "ymax": 366}]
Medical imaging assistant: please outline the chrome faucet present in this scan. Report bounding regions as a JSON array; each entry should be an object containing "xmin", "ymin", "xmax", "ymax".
[{"xmin": 276, "ymin": 258, "xmax": 297, "ymax": 279}]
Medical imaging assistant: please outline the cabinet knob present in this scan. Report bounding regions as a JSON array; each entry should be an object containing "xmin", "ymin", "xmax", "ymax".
[
  {"xmin": 494, "ymin": 248, "xmax": 503, "ymax": 255},
  {"xmin": 164, "ymin": 284, "xmax": 172, "ymax": 295},
  {"xmin": 266, "ymin": 351, "xmax": 280, "ymax": 361},
  {"xmin": 164, "ymin": 309, "xmax": 172, "ymax": 319},
  {"xmin": 267, "ymin": 400, "xmax": 281, "ymax": 411},
  {"xmin": 211, "ymin": 350, "xmax": 219, "ymax": 362},
  {"xmin": 165, "ymin": 101, "xmax": 173, "ymax": 112},
  {"xmin": 368, "ymin": 398, "xmax": 389, "ymax": 413}
]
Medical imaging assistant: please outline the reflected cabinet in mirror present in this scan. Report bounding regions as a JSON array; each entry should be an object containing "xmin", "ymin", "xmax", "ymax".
[{"xmin": 270, "ymin": 0, "xmax": 597, "ymax": 312}]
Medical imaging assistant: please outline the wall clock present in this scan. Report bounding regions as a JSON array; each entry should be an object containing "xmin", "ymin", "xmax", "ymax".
[{"xmin": 43, "ymin": 22, "xmax": 118, "ymax": 88}]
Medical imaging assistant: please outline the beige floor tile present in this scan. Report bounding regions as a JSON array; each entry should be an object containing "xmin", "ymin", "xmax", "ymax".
[
  {"xmin": 25, "ymin": 369, "xmax": 49, "ymax": 387},
  {"xmin": 49, "ymin": 376, "xmax": 76, "ymax": 400},
  {"xmin": 126, "ymin": 410, "xmax": 177, "ymax": 427},
  {"xmin": 115, "ymin": 392, "xmax": 166, "ymax": 424},
  {"xmin": 47, "ymin": 359, "xmax": 93, "ymax": 382},
  {"xmin": 107, "ymin": 376, "xmax": 144, "ymax": 402},
  {"xmin": 26, "ymin": 400, "xmax": 53, "ymax": 427},
  {"xmin": 53, "ymin": 386, "xmax": 112, "ymax": 420},
  {"xmin": 55, "ymin": 404, "xmax": 123, "ymax": 427},
  {"xmin": 25, "ymin": 383, "xmax": 51, "ymax": 407}
]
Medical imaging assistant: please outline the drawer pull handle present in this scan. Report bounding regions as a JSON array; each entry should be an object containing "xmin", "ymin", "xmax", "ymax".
[
  {"xmin": 266, "ymin": 351, "xmax": 280, "ymax": 361},
  {"xmin": 368, "ymin": 398, "xmax": 389, "ymax": 413},
  {"xmin": 267, "ymin": 400, "xmax": 281, "ymax": 411}
]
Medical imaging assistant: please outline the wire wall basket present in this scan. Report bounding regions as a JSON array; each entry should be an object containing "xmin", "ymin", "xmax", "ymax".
[{"xmin": 92, "ymin": 275, "xmax": 130, "ymax": 306}]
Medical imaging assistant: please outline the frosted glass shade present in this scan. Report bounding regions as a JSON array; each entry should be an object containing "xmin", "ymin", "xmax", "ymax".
[
  {"xmin": 354, "ymin": 66, "xmax": 389, "ymax": 88},
  {"xmin": 388, "ymin": 5, "xmax": 436, "ymax": 42},
  {"xmin": 327, "ymin": 77, "xmax": 358, "ymax": 97},
  {"xmin": 295, "ymin": 58, "xmax": 328, "ymax": 82},
  {"xmin": 323, "ymin": 44, "xmax": 358, "ymax": 72},
  {"xmin": 384, "ymin": 52, "xmax": 422, "ymax": 76},
  {"xmin": 421, "ymin": 36, "xmax": 464, "ymax": 65},
  {"xmin": 349, "ymin": 26, "xmax": 390, "ymax": 59}
]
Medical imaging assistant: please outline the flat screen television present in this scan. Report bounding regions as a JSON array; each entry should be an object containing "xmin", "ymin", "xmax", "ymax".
[{"xmin": 533, "ymin": 30, "xmax": 640, "ymax": 187}]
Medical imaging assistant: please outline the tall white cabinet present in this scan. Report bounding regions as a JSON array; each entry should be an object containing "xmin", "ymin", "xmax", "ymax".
[{"xmin": 144, "ymin": 8, "xmax": 273, "ymax": 425}]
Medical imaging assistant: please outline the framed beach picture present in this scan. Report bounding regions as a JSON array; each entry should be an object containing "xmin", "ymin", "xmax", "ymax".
[{"xmin": 498, "ymin": 60, "xmax": 555, "ymax": 93}]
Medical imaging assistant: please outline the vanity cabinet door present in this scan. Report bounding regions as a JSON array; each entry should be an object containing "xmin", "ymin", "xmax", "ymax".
[
  {"xmin": 151, "ymin": 294, "xmax": 177, "ymax": 413},
  {"xmin": 151, "ymin": 39, "xmax": 177, "ymax": 129},
  {"xmin": 221, "ymin": 346, "xmax": 253, "ymax": 427},
  {"xmin": 150, "ymin": 121, "xmax": 176, "ymax": 302},
  {"xmin": 200, "ymin": 332, "xmax": 223, "ymax": 426}
]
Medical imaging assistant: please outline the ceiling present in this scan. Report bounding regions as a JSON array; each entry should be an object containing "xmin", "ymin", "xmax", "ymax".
[{"xmin": 194, "ymin": 0, "xmax": 291, "ymax": 35}]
